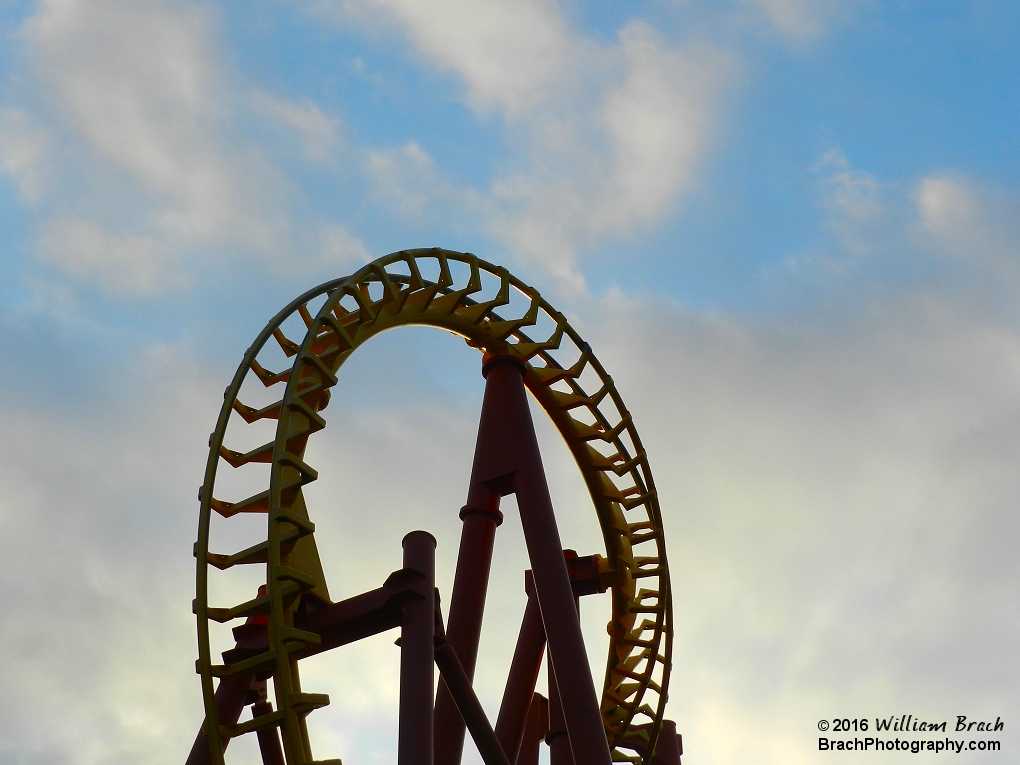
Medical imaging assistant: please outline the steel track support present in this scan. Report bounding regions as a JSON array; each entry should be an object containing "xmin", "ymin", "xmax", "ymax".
[
  {"xmin": 185, "ymin": 670, "xmax": 256, "ymax": 765},
  {"xmin": 434, "ymin": 356, "xmax": 512, "ymax": 765},
  {"xmin": 435, "ymin": 356, "xmax": 612, "ymax": 765},
  {"xmin": 546, "ymin": 569, "xmax": 580, "ymax": 765},
  {"xmin": 490, "ymin": 358, "xmax": 612, "ymax": 765},
  {"xmin": 517, "ymin": 693, "xmax": 549, "ymax": 765},
  {"xmin": 253, "ymin": 693, "xmax": 286, "ymax": 765},
  {"xmin": 399, "ymin": 531, "xmax": 438, "ymax": 765},
  {"xmin": 494, "ymin": 574, "xmax": 546, "ymax": 764}
]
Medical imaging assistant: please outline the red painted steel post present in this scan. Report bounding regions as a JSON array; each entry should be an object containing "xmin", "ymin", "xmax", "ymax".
[
  {"xmin": 547, "ymin": 557, "xmax": 579, "ymax": 765},
  {"xmin": 494, "ymin": 574, "xmax": 546, "ymax": 763},
  {"xmin": 399, "ymin": 531, "xmax": 437, "ymax": 765},
  {"xmin": 434, "ymin": 357, "xmax": 515, "ymax": 765},
  {"xmin": 546, "ymin": 660, "xmax": 573, "ymax": 765},
  {"xmin": 434, "ymin": 636, "xmax": 512, "ymax": 765},
  {"xmin": 483, "ymin": 357, "xmax": 613, "ymax": 765},
  {"xmin": 517, "ymin": 694, "xmax": 549, "ymax": 765},
  {"xmin": 655, "ymin": 720, "xmax": 682, "ymax": 765},
  {"xmin": 185, "ymin": 671, "xmax": 255, "ymax": 765},
  {"xmin": 433, "ymin": 501, "xmax": 503, "ymax": 763},
  {"xmin": 253, "ymin": 699, "xmax": 286, "ymax": 765}
]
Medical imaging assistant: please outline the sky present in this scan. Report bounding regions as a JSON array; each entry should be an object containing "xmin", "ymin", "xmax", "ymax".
[{"xmin": 0, "ymin": 1, "xmax": 1018, "ymax": 764}]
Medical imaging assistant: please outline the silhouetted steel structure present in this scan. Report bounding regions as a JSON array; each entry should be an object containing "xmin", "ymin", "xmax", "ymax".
[{"xmin": 188, "ymin": 250, "xmax": 681, "ymax": 765}]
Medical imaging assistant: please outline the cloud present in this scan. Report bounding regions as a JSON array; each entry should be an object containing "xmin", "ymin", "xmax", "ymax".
[
  {"xmin": 812, "ymin": 148, "xmax": 897, "ymax": 258},
  {"xmin": 252, "ymin": 90, "xmax": 344, "ymax": 164},
  {"xmin": 327, "ymin": 2, "xmax": 733, "ymax": 292},
  {"xmin": 23, "ymin": 0, "xmax": 234, "ymax": 236},
  {"xmin": 0, "ymin": 108, "xmax": 49, "ymax": 201},
  {"xmin": 366, "ymin": 140, "xmax": 446, "ymax": 218},
  {"xmin": 305, "ymin": 0, "xmax": 576, "ymax": 118},
  {"xmin": 740, "ymin": 0, "xmax": 853, "ymax": 39},
  {"xmin": 0, "ymin": 346, "xmax": 218, "ymax": 764},
  {"xmin": 40, "ymin": 217, "xmax": 180, "ymax": 294},
  {"xmin": 5, "ymin": 0, "xmax": 288, "ymax": 295},
  {"xmin": 313, "ymin": 223, "xmax": 372, "ymax": 268},
  {"xmin": 591, "ymin": 284, "xmax": 1020, "ymax": 762},
  {"xmin": 916, "ymin": 174, "xmax": 1020, "ymax": 280},
  {"xmin": 486, "ymin": 22, "xmax": 731, "ymax": 291}
]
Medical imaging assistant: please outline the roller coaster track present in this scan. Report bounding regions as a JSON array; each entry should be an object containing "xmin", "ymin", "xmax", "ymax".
[{"xmin": 193, "ymin": 249, "xmax": 673, "ymax": 764}]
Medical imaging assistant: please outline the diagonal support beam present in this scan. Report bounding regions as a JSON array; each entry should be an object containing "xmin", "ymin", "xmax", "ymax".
[
  {"xmin": 494, "ymin": 573, "xmax": 545, "ymax": 764},
  {"xmin": 434, "ymin": 617, "xmax": 511, "ymax": 765}
]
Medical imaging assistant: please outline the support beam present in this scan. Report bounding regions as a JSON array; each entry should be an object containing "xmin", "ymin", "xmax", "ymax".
[
  {"xmin": 517, "ymin": 694, "xmax": 549, "ymax": 765},
  {"xmin": 434, "ymin": 630, "xmax": 511, "ymax": 765},
  {"xmin": 253, "ymin": 695, "xmax": 285, "ymax": 765},
  {"xmin": 185, "ymin": 671, "xmax": 256, "ymax": 765},
  {"xmin": 482, "ymin": 357, "xmax": 612, "ymax": 765},
  {"xmin": 494, "ymin": 575, "xmax": 546, "ymax": 764},
  {"xmin": 435, "ymin": 357, "xmax": 514, "ymax": 765},
  {"xmin": 399, "ymin": 531, "xmax": 437, "ymax": 765}
]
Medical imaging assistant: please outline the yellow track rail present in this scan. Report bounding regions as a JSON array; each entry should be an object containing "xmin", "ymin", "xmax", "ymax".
[{"xmin": 194, "ymin": 249, "xmax": 673, "ymax": 764}]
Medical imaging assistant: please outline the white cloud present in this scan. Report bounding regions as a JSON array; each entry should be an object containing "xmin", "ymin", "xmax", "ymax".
[
  {"xmin": 593, "ymin": 286, "xmax": 1020, "ymax": 763},
  {"xmin": 366, "ymin": 140, "xmax": 447, "ymax": 218},
  {"xmin": 740, "ymin": 0, "xmax": 852, "ymax": 39},
  {"xmin": 23, "ymin": 0, "xmax": 238, "ymax": 237},
  {"xmin": 916, "ymin": 174, "xmax": 1020, "ymax": 280},
  {"xmin": 315, "ymin": 223, "xmax": 372, "ymax": 268},
  {"xmin": 41, "ymin": 217, "xmax": 180, "ymax": 294},
  {"xmin": 601, "ymin": 25, "xmax": 722, "ymax": 227},
  {"xmin": 6, "ymin": 0, "xmax": 288, "ymax": 294},
  {"xmin": 253, "ymin": 90, "xmax": 344, "ymax": 164},
  {"xmin": 331, "ymin": 3, "xmax": 733, "ymax": 292},
  {"xmin": 307, "ymin": 0, "xmax": 576, "ymax": 118},
  {"xmin": 484, "ymin": 22, "xmax": 732, "ymax": 290},
  {"xmin": 812, "ymin": 148, "xmax": 896, "ymax": 257},
  {"xmin": 0, "ymin": 347, "xmax": 218, "ymax": 763},
  {"xmin": 0, "ymin": 108, "xmax": 49, "ymax": 201}
]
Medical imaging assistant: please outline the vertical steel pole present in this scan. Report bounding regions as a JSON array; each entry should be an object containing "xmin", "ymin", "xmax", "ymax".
[
  {"xmin": 546, "ymin": 660, "xmax": 573, "ymax": 765},
  {"xmin": 433, "ymin": 501, "xmax": 503, "ymax": 764},
  {"xmin": 185, "ymin": 671, "xmax": 256, "ymax": 765},
  {"xmin": 435, "ymin": 355, "xmax": 517, "ymax": 765},
  {"xmin": 494, "ymin": 575, "xmax": 546, "ymax": 763},
  {"xmin": 548, "ymin": 569, "xmax": 578, "ymax": 765},
  {"xmin": 400, "ymin": 531, "xmax": 437, "ymax": 765},
  {"xmin": 253, "ymin": 698, "xmax": 286, "ymax": 765},
  {"xmin": 517, "ymin": 694, "xmax": 549, "ymax": 765},
  {"xmin": 483, "ymin": 357, "xmax": 612, "ymax": 765}
]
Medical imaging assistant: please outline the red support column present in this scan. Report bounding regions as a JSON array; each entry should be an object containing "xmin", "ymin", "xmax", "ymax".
[
  {"xmin": 546, "ymin": 555, "xmax": 580, "ymax": 765},
  {"xmin": 494, "ymin": 574, "xmax": 546, "ymax": 763},
  {"xmin": 436, "ymin": 355, "xmax": 611, "ymax": 765},
  {"xmin": 434, "ymin": 359, "xmax": 511, "ymax": 765},
  {"xmin": 654, "ymin": 720, "xmax": 682, "ymax": 765},
  {"xmin": 185, "ymin": 671, "xmax": 255, "ymax": 765},
  {"xmin": 399, "ymin": 531, "xmax": 437, "ymax": 765},
  {"xmin": 546, "ymin": 660, "xmax": 573, "ymax": 765},
  {"xmin": 433, "ymin": 502, "xmax": 502, "ymax": 764},
  {"xmin": 517, "ymin": 694, "xmax": 549, "ymax": 765},
  {"xmin": 483, "ymin": 358, "xmax": 612, "ymax": 765},
  {"xmin": 253, "ymin": 695, "xmax": 285, "ymax": 765}
]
